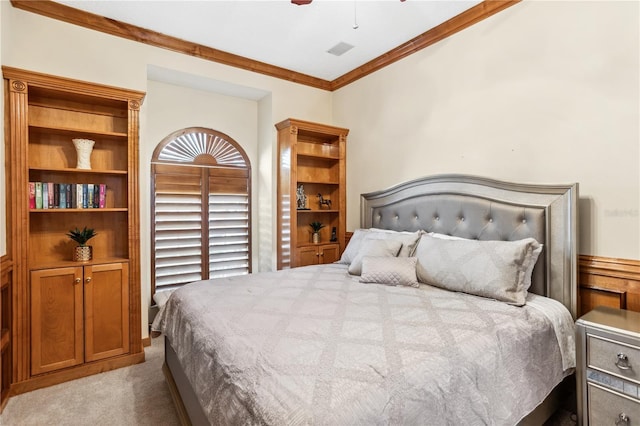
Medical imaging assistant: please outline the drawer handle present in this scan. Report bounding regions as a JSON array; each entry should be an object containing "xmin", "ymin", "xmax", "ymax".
[
  {"xmin": 615, "ymin": 353, "xmax": 632, "ymax": 370},
  {"xmin": 615, "ymin": 413, "xmax": 629, "ymax": 426}
]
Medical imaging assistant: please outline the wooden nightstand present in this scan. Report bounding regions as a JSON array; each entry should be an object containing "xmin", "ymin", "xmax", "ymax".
[{"xmin": 576, "ymin": 306, "xmax": 640, "ymax": 425}]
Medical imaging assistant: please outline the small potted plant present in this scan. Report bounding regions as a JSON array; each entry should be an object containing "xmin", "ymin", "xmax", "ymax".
[
  {"xmin": 67, "ymin": 226, "xmax": 97, "ymax": 262},
  {"xmin": 309, "ymin": 221, "xmax": 325, "ymax": 244}
]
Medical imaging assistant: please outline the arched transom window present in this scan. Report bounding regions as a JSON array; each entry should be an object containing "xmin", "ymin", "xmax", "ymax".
[{"xmin": 151, "ymin": 127, "xmax": 251, "ymax": 294}]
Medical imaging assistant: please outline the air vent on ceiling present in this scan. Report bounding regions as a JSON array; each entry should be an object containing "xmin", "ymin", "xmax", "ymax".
[{"xmin": 327, "ymin": 42, "xmax": 354, "ymax": 57}]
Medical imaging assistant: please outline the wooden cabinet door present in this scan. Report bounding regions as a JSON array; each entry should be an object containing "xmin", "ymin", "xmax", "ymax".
[
  {"xmin": 84, "ymin": 263, "xmax": 130, "ymax": 362},
  {"xmin": 320, "ymin": 244, "xmax": 340, "ymax": 264},
  {"xmin": 31, "ymin": 267, "xmax": 84, "ymax": 375},
  {"xmin": 296, "ymin": 246, "xmax": 320, "ymax": 267}
]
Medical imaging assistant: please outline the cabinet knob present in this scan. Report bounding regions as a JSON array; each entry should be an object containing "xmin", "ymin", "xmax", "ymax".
[
  {"xmin": 615, "ymin": 413, "xmax": 629, "ymax": 426},
  {"xmin": 74, "ymin": 277, "xmax": 81, "ymax": 284},
  {"xmin": 615, "ymin": 353, "xmax": 632, "ymax": 370},
  {"xmin": 85, "ymin": 277, "xmax": 92, "ymax": 283}
]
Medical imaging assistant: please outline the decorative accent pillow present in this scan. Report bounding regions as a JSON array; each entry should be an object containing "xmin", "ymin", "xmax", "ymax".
[
  {"xmin": 367, "ymin": 228, "xmax": 422, "ymax": 257},
  {"xmin": 338, "ymin": 228, "xmax": 370, "ymax": 264},
  {"xmin": 414, "ymin": 234, "xmax": 542, "ymax": 305},
  {"xmin": 347, "ymin": 237, "xmax": 403, "ymax": 276},
  {"xmin": 360, "ymin": 256, "xmax": 419, "ymax": 287}
]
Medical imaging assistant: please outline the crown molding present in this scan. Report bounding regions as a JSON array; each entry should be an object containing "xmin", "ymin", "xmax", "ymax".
[{"xmin": 11, "ymin": 0, "xmax": 519, "ymax": 92}]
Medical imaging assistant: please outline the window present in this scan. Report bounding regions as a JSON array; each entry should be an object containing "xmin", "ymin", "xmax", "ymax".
[{"xmin": 151, "ymin": 128, "xmax": 251, "ymax": 294}]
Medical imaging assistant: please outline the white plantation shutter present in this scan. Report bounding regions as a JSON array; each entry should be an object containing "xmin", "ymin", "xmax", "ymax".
[
  {"xmin": 151, "ymin": 128, "xmax": 251, "ymax": 294},
  {"xmin": 208, "ymin": 193, "xmax": 250, "ymax": 278},
  {"xmin": 155, "ymin": 191, "xmax": 203, "ymax": 289}
]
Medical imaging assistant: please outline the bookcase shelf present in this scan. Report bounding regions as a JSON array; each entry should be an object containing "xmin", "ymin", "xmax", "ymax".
[
  {"xmin": 276, "ymin": 118, "xmax": 348, "ymax": 269},
  {"xmin": 29, "ymin": 124, "xmax": 128, "ymax": 139},
  {"xmin": 3, "ymin": 66, "xmax": 145, "ymax": 395},
  {"xmin": 29, "ymin": 166, "xmax": 128, "ymax": 175}
]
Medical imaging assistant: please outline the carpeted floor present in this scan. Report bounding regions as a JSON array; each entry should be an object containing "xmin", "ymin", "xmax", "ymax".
[
  {"xmin": 0, "ymin": 337, "xmax": 179, "ymax": 426},
  {"xmin": 0, "ymin": 336, "xmax": 577, "ymax": 425}
]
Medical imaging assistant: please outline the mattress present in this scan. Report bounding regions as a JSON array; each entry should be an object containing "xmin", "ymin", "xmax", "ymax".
[{"xmin": 153, "ymin": 263, "xmax": 575, "ymax": 425}]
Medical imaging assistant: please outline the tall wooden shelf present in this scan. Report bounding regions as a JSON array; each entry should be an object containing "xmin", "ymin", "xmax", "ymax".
[
  {"xmin": 276, "ymin": 118, "xmax": 348, "ymax": 269},
  {"xmin": 3, "ymin": 66, "xmax": 145, "ymax": 395}
]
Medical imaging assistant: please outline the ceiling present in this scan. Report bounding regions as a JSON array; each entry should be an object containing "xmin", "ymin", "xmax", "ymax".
[{"xmin": 51, "ymin": 0, "xmax": 481, "ymax": 81}]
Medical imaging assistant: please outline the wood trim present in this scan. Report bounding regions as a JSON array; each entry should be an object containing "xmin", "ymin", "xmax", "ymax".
[
  {"xmin": 142, "ymin": 337, "xmax": 151, "ymax": 347},
  {"xmin": 579, "ymin": 255, "xmax": 640, "ymax": 280},
  {"xmin": 9, "ymin": 0, "xmax": 520, "ymax": 92},
  {"xmin": 2, "ymin": 66, "xmax": 145, "ymax": 101},
  {"xmin": 6, "ymin": 74, "xmax": 30, "ymax": 384},
  {"xmin": 9, "ymin": 0, "xmax": 331, "ymax": 91},
  {"xmin": 579, "ymin": 255, "xmax": 640, "ymax": 316}
]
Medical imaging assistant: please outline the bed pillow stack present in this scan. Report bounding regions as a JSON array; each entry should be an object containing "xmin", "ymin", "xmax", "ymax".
[
  {"xmin": 339, "ymin": 228, "xmax": 543, "ymax": 305},
  {"xmin": 339, "ymin": 228, "xmax": 421, "ymax": 282}
]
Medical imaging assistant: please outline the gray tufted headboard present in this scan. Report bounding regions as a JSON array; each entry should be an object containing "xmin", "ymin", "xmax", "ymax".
[{"xmin": 361, "ymin": 174, "xmax": 579, "ymax": 318}]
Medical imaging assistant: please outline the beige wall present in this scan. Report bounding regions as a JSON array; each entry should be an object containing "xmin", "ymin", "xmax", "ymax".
[
  {"xmin": 333, "ymin": 0, "xmax": 639, "ymax": 259},
  {"xmin": 0, "ymin": 2, "xmax": 333, "ymax": 336}
]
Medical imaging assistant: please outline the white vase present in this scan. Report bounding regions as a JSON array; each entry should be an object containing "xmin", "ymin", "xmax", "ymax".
[{"xmin": 72, "ymin": 138, "xmax": 95, "ymax": 169}]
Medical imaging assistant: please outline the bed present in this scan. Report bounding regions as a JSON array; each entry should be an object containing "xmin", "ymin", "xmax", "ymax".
[{"xmin": 153, "ymin": 174, "xmax": 579, "ymax": 426}]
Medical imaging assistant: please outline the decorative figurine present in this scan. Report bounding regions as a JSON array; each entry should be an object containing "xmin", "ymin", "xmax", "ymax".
[
  {"xmin": 330, "ymin": 227, "xmax": 337, "ymax": 242},
  {"xmin": 317, "ymin": 193, "xmax": 332, "ymax": 209},
  {"xmin": 297, "ymin": 184, "xmax": 309, "ymax": 210}
]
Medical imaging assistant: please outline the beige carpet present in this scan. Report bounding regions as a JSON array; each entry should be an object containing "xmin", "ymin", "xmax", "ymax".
[
  {"xmin": 0, "ymin": 336, "xmax": 577, "ymax": 425},
  {"xmin": 0, "ymin": 337, "xmax": 180, "ymax": 426}
]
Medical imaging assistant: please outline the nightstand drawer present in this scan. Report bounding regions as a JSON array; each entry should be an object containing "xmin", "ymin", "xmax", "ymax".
[
  {"xmin": 588, "ymin": 335, "xmax": 640, "ymax": 383},
  {"xmin": 588, "ymin": 383, "xmax": 640, "ymax": 425}
]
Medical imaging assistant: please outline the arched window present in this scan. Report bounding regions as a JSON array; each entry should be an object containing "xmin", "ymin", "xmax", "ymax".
[{"xmin": 151, "ymin": 127, "xmax": 251, "ymax": 294}]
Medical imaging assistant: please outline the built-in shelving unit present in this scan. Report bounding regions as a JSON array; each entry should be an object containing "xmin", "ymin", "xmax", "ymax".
[
  {"xmin": 276, "ymin": 118, "xmax": 348, "ymax": 269},
  {"xmin": 3, "ymin": 66, "xmax": 145, "ymax": 395}
]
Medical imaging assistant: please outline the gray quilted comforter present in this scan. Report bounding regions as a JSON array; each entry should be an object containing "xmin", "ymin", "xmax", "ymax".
[{"xmin": 154, "ymin": 263, "xmax": 575, "ymax": 426}]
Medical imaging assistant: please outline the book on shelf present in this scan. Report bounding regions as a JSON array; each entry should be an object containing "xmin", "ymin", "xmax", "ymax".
[
  {"xmin": 47, "ymin": 183, "xmax": 54, "ymax": 209},
  {"xmin": 53, "ymin": 183, "xmax": 60, "ymax": 208},
  {"xmin": 59, "ymin": 183, "xmax": 67, "ymax": 209},
  {"xmin": 42, "ymin": 182, "xmax": 48, "ymax": 209},
  {"xmin": 66, "ymin": 184, "xmax": 73, "ymax": 208},
  {"xmin": 28, "ymin": 182, "xmax": 35, "ymax": 209},
  {"xmin": 35, "ymin": 182, "xmax": 43, "ymax": 209},
  {"xmin": 87, "ymin": 184, "xmax": 94, "ymax": 208},
  {"xmin": 76, "ymin": 184, "xmax": 83, "ymax": 209},
  {"xmin": 82, "ymin": 184, "xmax": 88, "ymax": 209},
  {"xmin": 99, "ymin": 184, "xmax": 106, "ymax": 208}
]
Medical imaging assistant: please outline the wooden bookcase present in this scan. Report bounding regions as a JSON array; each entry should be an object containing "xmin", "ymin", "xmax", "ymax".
[
  {"xmin": 3, "ymin": 67, "xmax": 145, "ymax": 394},
  {"xmin": 276, "ymin": 118, "xmax": 348, "ymax": 269}
]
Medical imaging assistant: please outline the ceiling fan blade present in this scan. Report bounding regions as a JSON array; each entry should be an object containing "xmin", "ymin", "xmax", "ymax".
[{"xmin": 291, "ymin": 0, "xmax": 312, "ymax": 5}]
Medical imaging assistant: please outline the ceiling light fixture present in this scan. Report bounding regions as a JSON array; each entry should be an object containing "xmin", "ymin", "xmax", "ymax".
[{"xmin": 353, "ymin": 0, "xmax": 359, "ymax": 30}]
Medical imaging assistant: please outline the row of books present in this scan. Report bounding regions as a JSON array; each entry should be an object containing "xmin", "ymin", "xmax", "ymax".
[{"xmin": 29, "ymin": 182, "xmax": 107, "ymax": 209}]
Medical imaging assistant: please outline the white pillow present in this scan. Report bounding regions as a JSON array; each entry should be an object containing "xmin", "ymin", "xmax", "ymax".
[
  {"xmin": 338, "ymin": 228, "xmax": 370, "ymax": 264},
  {"xmin": 360, "ymin": 256, "xmax": 419, "ymax": 287},
  {"xmin": 348, "ymin": 237, "xmax": 403, "ymax": 276},
  {"xmin": 415, "ymin": 234, "xmax": 542, "ymax": 305},
  {"xmin": 367, "ymin": 228, "xmax": 422, "ymax": 257}
]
